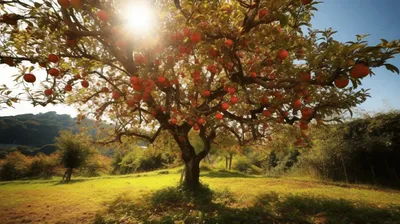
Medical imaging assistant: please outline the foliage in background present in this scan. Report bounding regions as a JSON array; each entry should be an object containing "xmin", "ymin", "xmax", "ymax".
[
  {"xmin": 297, "ymin": 111, "xmax": 400, "ymax": 187},
  {"xmin": 111, "ymin": 131, "xmax": 180, "ymax": 174}
]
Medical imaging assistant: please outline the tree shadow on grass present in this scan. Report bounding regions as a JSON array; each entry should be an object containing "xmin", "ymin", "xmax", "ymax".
[
  {"xmin": 53, "ymin": 178, "xmax": 90, "ymax": 185},
  {"xmin": 0, "ymin": 178, "xmax": 59, "ymax": 185},
  {"xmin": 93, "ymin": 185, "xmax": 400, "ymax": 224},
  {"xmin": 201, "ymin": 170, "xmax": 258, "ymax": 178}
]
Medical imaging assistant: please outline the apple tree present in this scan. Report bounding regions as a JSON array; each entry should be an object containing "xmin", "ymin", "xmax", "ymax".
[{"xmin": 1, "ymin": 0, "xmax": 400, "ymax": 189}]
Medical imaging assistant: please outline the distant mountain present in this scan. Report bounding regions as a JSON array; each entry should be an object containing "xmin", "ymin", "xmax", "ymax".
[
  {"xmin": 0, "ymin": 112, "xmax": 78, "ymax": 147},
  {"xmin": 0, "ymin": 112, "xmax": 113, "ymax": 157}
]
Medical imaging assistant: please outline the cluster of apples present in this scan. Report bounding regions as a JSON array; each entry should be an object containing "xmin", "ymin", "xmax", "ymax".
[
  {"xmin": 23, "ymin": 54, "xmax": 92, "ymax": 97},
  {"xmin": 334, "ymin": 62, "xmax": 370, "ymax": 89}
]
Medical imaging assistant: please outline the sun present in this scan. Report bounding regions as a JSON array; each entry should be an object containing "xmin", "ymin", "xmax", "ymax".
[{"xmin": 122, "ymin": 1, "xmax": 157, "ymax": 37}]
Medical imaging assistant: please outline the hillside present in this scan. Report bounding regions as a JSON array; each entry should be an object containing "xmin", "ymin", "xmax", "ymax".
[
  {"xmin": 0, "ymin": 112, "xmax": 77, "ymax": 147},
  {"xmin": 0, "ymin": 112, "xmax": 110, "ymax": 157}
]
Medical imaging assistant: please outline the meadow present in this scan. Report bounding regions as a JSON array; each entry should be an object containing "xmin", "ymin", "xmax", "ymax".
[{"xmin": 1, "ymin": 168, "xmax": 399, "ymax": 224}]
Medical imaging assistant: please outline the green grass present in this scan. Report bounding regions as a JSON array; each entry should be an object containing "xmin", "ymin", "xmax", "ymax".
[{"xmin": 0, "ymin": 169, "xmax": 399, "ymax": 223}]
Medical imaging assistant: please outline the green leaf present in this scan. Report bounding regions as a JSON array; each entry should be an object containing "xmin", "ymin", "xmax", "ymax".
[
  {"xmin": 350, "ymin": 78, "xmax": 358, "ymax": 89},
  {"xmin": 278, "ymin": 14, "xmax": 289, "ymax": 28},
  {"xmin": 356, "ymin": 34, "xmax": 370, "ymax": 42},
  {"xmin": 384, "ymin": 64, "xmax": 400, "ymax": 74}
]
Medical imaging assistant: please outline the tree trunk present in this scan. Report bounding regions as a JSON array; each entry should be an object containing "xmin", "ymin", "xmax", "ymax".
[
  {"xmin": 184, "ymin": 158, "xmax": 200, "ymax": 189},
  {"xmin": 371, "ymin": 165, "xmax": 376, "ymax": 185},
  {"xmin": 63, "ymin": 167, "xmax": 73, "ymax": 182},
  {"xmin": 339, "ymin": 150, "xmax": 349, "ymax": 183},
  {"xmin": 225, "ymin": 156, "xmax": 229, "ymax": 169},
  {"xmin": 229, "ymin": 154, "xmax": 233, "ymax": 170},
  {"xmin": 174, "ymin": 126, "xmax": 215, "ymax": 190}
]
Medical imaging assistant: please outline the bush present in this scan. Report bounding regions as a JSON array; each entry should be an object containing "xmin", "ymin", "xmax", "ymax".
[
  {"xmin": 0, "ymin": 151, "xmax": 31, "ymax": 180},
  {"xmin": 28, "ymin": 153, "xmax": 59, "ymax": 177},
  {"xmin": 117, "ymin": 146, "xmax": 176, "ymax": 174},
  {"xmin": 233, "ymin": 156, "xmax": 252, "ymax": 173},
  {"xmin": 80, "ymin": 155, "xmax": 112, "ymax": 177}
]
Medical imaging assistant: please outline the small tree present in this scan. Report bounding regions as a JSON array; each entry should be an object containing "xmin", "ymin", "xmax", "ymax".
[
  {"xmin": 55, "ymin": 131, "xmax": 94, "ymax": 181},
  {"xmin": 214, "ymin": 134, "xmax": 240, "ymax": 170},
  {"xmin": 1, "ymin": 0, "xmax": 400, "ymax": 189}
]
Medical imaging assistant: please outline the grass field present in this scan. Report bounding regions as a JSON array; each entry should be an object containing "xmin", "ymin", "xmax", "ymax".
[{"xmin": 0, "ymin": 168, "xmax": 399, "ymax": 223}]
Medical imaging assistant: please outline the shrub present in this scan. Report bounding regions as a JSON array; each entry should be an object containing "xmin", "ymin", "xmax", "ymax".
[
  {"xmin": 28, "ymin": 153, "xmax": 59, "ymax": 177},
  {"xmin": 118, "ymin": 146, "xmax": 176, "ymax": 174},
  {"xmin": 0, "ymin": 151, "xmax": 31, "ymax": 180},
  {"xmin": 233, "ymin": 156, "xmax": 252, "ymax": 173}
]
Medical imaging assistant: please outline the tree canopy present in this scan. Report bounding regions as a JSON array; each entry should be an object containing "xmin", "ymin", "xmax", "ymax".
[{"xmin": 1, "ymin": 0, "xmax": 399, "ymax": 188}]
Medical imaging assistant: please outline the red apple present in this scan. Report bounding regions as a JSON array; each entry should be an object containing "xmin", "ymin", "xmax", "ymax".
[
  {"xmin": 301, "ymin": 107, "xmax": 313, "ymax": 119},
  {"xmin": 23, "ymin": 73, "xmax": 36, "ymax": 83},
  {"xmin": 277, "ymin": 50, "xmax": 289, "ymax": 60},
  {"xmin": 299, "ymin": 72, "xmax": 311, "ymax": 82},
  {"xmin": 197, "ymin": 117, "xmax": 206, "ymax": 125},
  {"xmin": 170, "ymin": 118, "xmax": 178, "ymax": 125},
  {"xmin": 350, "ymin": 64, "xmax": 370, "ymax": 78},
  {"xmin": 58, "ymin": 0, "xmax": 70, "ymax": 8},
  {"xmin": 65, "ymin": 84, "xmax": 72, "ymax": 92},
  {"xmin": 48, "ymin": 54, "xmax": 59, "ymax": 63},
  {"xmin": 334, "ymin": 76, "xmax": 349, "ymax": 88},
  {"xmin": 263, "ymin": 110, "xmax": 271, "ymax": 117},
  {"xmin": 293, "ymin": 99, "xmax": 302, "ymax": 109},
  {"xmin": 225, "ymin": 39, "xmax": 233, "ymax": 48},
  {"xmin": 101, "ymin": 87, "xmax": 109, "ymax": 93},
  {"xmin": 221, "ymin": 102, "xmax": 229, "ymax": 110},
  {"xmin": 230, "ymin": 95, "xmax": 239, "ymax": 104},
  {"xmin": 70, "ymin": 0, "xmax": 82, "ymax": 9},
  {"xmin": 44, "ymin": 88, "xmax": 53, "ymax": 96},
  {"xmin": 260, "ymin": 96, "xmax": 269, "ymax": 104},
  {"xmin": 202, "ymin": 90, "xmax": 211, "ymax": 97},
  {"xmin": 258, "ymin": 8, "xmax": 269, "ymax": 19},
  {"xmin": 81, "ymin": 80, "xmax": 89, "ymax": 88},
  {"xmin": 215, "ymin": 112, "xmax": 223, "ymax": 120},
  {"xmin": 228, "ymin": 87, "xmax": 236, "ymax": 95},
  {"xmin": 299, "ymin": 121, "xmax": 308, "ymax": 130},
  {"xmin": 48, "ymin": 68, "xmax": 60, "ymax": 77},
  {"xmin": 112, "ymin": 91, "xmax": 121, "ymax": 100},
  {"xmin": 157, "ymin": 76, "xmax": 166, "ymax": 84},
  {"xmin": 190, "ymin": 32, "xmax": 201, "ymax": 44}
]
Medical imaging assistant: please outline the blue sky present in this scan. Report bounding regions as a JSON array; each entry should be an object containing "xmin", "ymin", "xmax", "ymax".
[
  {"xmin": 310, "ymin": 0, "xmax": 400, "ymax": 113},
  {"xmin": 0, "ymin": 0, "xmax": 399, "ymax": 117}
]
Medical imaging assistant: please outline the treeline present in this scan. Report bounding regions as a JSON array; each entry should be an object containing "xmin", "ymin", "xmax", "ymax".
[
  {"xmin": 206, "ymin": 111, "xmax": 400, "ymax": 188},
  {"xmin": 298, "ymin": 112, "xmax": 400, "ymax": 187}
]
